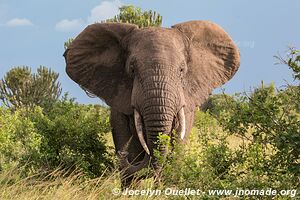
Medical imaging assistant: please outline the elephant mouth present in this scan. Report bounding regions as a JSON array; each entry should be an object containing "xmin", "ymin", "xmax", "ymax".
[{"xmin": 119, "ymin": 107, "xmax": 186, "ymax": 176}]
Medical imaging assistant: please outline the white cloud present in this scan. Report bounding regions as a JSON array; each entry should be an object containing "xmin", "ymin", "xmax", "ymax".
[
  {"xmin": 55, "ymin": 19, "xmax": 85, "ymax": 32},
  {"xmin": 55, "ymin": 0, "xmax": 122, "ymax": 32},
  {"xmin": 87, "ymin": 0, "xmax": 121, "ymax": 23},
  {"xmin": 6, "ymin": 18, "xmax": 33, "ymax": 27}
]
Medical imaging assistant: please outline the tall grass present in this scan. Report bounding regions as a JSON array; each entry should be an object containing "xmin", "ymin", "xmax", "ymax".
[
  {"xmin": 0, "ymin": 166, "xmax": 120, "ymax": 200},
  {"xmin": 0, "ymin": 167, "xmax": 172, "ymax": 200}
]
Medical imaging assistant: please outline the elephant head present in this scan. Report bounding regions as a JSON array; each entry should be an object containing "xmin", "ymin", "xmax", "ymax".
[{"xmin": 64, "ymin": 20, "xmax": 240, "ymax": 175}]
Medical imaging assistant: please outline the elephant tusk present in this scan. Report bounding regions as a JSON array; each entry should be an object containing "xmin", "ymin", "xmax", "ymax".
[
  {"xmin": 134, "ymin": 109, "xmax": 150, "ymax": 155},
  {"xmin": 177, "ymin": 107, "xmax": 186, "ymax": 140}
]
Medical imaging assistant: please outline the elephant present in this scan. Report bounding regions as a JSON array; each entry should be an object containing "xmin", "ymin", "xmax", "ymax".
[{"xmin": 63, "ymin": 20, "xmax": 240, "ymax": 187}]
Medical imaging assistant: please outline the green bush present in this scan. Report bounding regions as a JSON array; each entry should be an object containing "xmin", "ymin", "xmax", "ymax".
[
  {"xmin": 158, "ymin": 112, "xmax": 234, "ymax": 191},
  {"xmin": 0, "ymin": 107, "xmax": 42, "ymax": 172},
  {"xmin": 0, "ymin": 96, "xmax": 114, "ymax": 177},
  {"xmin": 213, "ymin": 83, "xmax": 299, "ymax": 187},
  {"xmin": 159, "ymin": 108, "xmax": 299, "ymax": 198}
]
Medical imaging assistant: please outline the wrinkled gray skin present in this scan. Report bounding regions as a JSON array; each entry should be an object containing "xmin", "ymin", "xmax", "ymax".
[{"xmin": 64, "ymin": 20, "xmax": 240, "ymax": 188}]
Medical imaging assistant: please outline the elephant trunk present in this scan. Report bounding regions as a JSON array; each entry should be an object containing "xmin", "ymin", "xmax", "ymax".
[
  {"xmin": 143, "ymin": 104, "xmax": 174, "ymax": 156},
  {"xmin": 123, "ymin": 71, "xmax": 186, "ymax": 175},
  {"xmin": 142, "ymin": 77, "xmax": 177, "ymax": 151}
]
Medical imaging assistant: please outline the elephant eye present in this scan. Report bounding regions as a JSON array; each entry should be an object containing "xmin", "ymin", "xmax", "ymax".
[
  {"xmin": 179, "ymin": 61, "xmax": 187, "ymax": 76},
  {"xmin": 127, "ymin": 59, "xmax": 137, "ymax": 77}
]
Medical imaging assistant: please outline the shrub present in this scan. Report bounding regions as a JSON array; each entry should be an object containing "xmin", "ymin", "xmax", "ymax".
[
  {"xmin": 0, "ymin": 96, "xmax": 114, "ymax": 177},
  {"xmin": 158, "ymin": 111, "xmax": 228, "ymax": 191},
  {"xmin": 159, "ymin": 108, "xmax": 299, "ymax": 198},
  {"xmin": 0, "ymin": 107, "xmax": 42, "ymax": 172},
  {"xmin": 212, "ymin": 83, "xmax": 300, "ymax": 188}
]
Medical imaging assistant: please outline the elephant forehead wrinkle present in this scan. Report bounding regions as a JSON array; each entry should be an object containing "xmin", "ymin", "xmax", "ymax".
[
  {"xmin": 141, "ymin": 61, "xmax": 178, "ymax": 69},
  {"xmin": 141, "ymin": 75, "xmax": 177, "ymax": 83},
  {"xmin": 139, "ymin": 72, "xmax": 177, "ymax": 82},
  {"xmin": 139, "ymin": 73, "xmax": 179, "ymax": 85},
  {"xmin": 140, "ymin": 66, "xmax": 180, "ymax": 76},
  {"xmin": 143, "ymin": 79, "xmax": 174, "ymax": 88}
]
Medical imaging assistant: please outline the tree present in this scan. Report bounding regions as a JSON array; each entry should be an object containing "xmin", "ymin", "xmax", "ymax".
[
  {"xmin": 105, "ymin": 5, "xmax": 162, "ymax": 28},
  {"xmin": 275, "ymin": 46, "xmax": 300, "ymax": 81},
  {"xmin": 0, "ymin": 66, "xmax": 62, "ymax": 110},
  {"xmin": 64, "ymin": 38, "xmax": 74, "ymax": 51}
]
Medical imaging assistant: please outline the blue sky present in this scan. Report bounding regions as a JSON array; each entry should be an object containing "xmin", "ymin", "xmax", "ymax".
[{"xmin": 0, "ymin": 0, "xmax": 299, "ymax": 104}]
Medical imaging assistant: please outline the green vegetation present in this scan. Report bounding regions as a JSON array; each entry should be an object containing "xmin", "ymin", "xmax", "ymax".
[
  {"xmin": 64, "ymin": 38, "xmax": 74, "ymax": 51},
  {"xmin": 0, "ymin": 167, "xmax": 120, "ymax": 200},
  {"xmin": 105, "ymin": 5, "xmax": 162, "ymax": 28},
  {"xmin": 0, "ymin": 92, "xmax": 113, "ymax": 178},
  {"xmin": 275, "ymin": 47, "xmax": 300, "ymax": 80}
]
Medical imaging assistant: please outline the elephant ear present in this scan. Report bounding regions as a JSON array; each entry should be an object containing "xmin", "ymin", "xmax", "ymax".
[
  {"xmin": 64, "ymin": 23, "xmax": 138, "ymax": 114},
  {"xmin": 172, "ymin": 20, "xmax": 240, "ymax": 109}
]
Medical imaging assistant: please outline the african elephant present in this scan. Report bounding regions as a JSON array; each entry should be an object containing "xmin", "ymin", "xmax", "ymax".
[{"xmin": 64, "ymin": 20, "xmax": 240, "ymax": 187}]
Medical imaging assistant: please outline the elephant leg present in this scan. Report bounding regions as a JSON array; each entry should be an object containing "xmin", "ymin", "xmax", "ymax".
[{"xmin": 110, "ymin": 109, "xmax": 144, "ymax": 188}]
